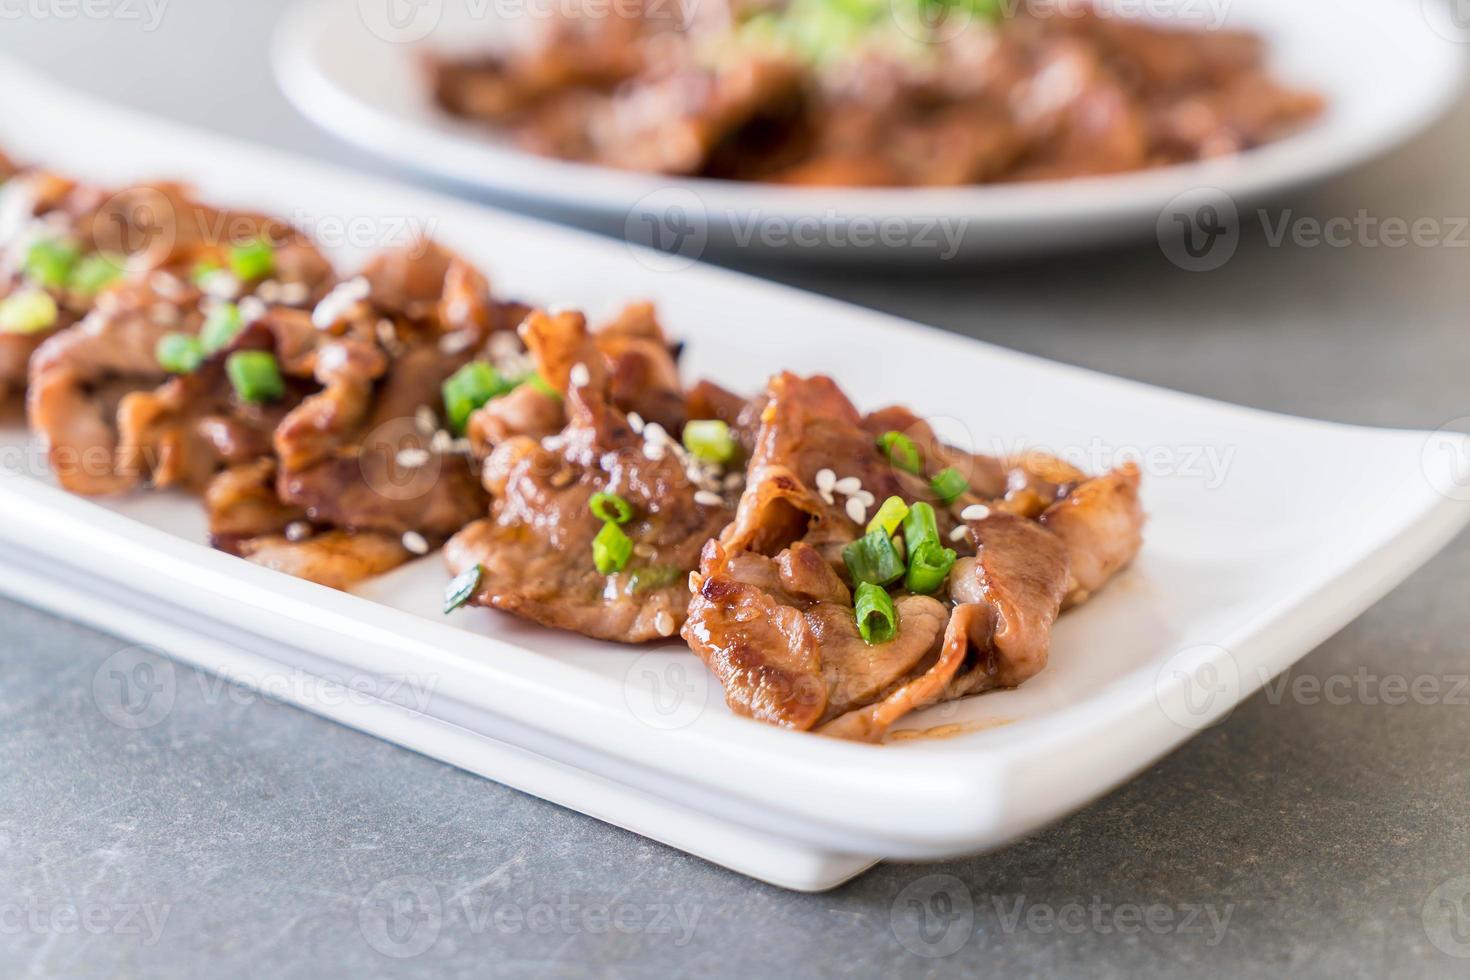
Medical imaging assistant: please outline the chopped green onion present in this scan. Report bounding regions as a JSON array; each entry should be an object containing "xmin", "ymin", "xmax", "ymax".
[
  {"xmin": 526, "ymin": 372, "xmax": 562, "ymax": 401},
  {"xmin": 842, "ymin": 528, "xmax": 906, "ymax": 587},
  {"xmin": 200, "ymin": 302, "xmax": 244, "ymax": 354},
  {"xmin": 226, "ymin": 350, "xmax": 285, "ymax": 403},
  {"xmin": 70, "ymin": 253, "xmax": 124, "ymax": 295},
  {"xmin": 905, "ymin": 539, "xmax": 957, "ymax": 595},
  {"xmin": 441, "ymin": 361, "xmax": 515, "ymax": 434},
  {"xmin": 0, "ymin": 290, "xmax": 58, "ymax": 334},
  {"xmin": 628, "ymin": 564, "xmax": 683, "ymax": 593},
  {"xmin": 866, "ymin": 495, "xmax": 909, "ymax": 537},
  {"xmin": 191, "ymin": 258, "xmax": 223, "ymax": 285},
  {"xmin": 228, "ymin": 240, "xmax": 275, "ymax": 281},
  {"xmin": 444, "ymin": 564, "xmax": 482, "ymax": 613},
  {"xmin": 877, "ymin": 430, "xmax": 922, "ymax": 475},
  {"xmin": 931, "ymin": 467, "xmax": 969, "ymax": 504},
  {"xmin": 854, "ymin": 582, "xmax": 897, "ymax": 645},
  {"xmin": 593, "ymin": 521, "xmax": 633, "ymax": 575},
  {"xmin": 901, "ymin": 500, "xmax": 940, "ymax": 553},
  {"xmin": 155, "ymin": 333, "xmax": 204, "ymax": 374},
  {"xmin": 23, "ymin": 239, "xmax": 79, "ymax": 289},
  {"xmin": 590, "ymin": 492, "xmax": 634, "ymax": 525},
  {"xmin": 682, "ymin": 419, "xmax": 736, "ymax": 464}
]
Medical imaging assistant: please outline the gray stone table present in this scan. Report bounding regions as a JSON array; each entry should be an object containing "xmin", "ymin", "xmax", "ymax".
[{"xmin": 3, "ymin": 4, "xmax": 1470, "ymax": 977}]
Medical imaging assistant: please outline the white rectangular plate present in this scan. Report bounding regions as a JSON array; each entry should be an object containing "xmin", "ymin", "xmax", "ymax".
[{"xmin": 3, "ymin": 61, "xmax": 1468, "ymax": 891}]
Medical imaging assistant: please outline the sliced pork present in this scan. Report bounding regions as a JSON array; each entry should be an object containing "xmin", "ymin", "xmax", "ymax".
[
  {"xmin": 4, "ymin": 176, "xmax": 331, "ymax": 401},
  {"xmin": 444, "ymin": 308, "xmax": 738, "ymax": 643},
  {"xmin": 427, "ymin": 1, "xmax": 1322, "ymax": 186},
  {"xmin": 683, "ymin": 372, "xmax": 1144, "ymax": 741}
]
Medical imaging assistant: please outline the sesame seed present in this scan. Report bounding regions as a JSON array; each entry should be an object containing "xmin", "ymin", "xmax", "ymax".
[
  {"xmin": 834, "ymin": 476, "xmax": 861, "ymax": 496},
  {"xmin": 626, "ymin": 412, "xmax": 645, "ymax": 433},
  {"xmin": 396, "ymin": 448, "xmax": 431, "ymax": 469},
  {"xmin": 949, "ymin": 525, "xmax": 971, "ymax": 543},
  {"xmin": 438, "ymin": 330, "xmax": 475, "ymax": 355},
  {"xmin": 845, "ymin": 497, "xmax": 867, "ymax": 525},
  {"xmin": 819, "ymin": 489, "xmax": 835, "ymax": 506},
  {"xmin": 375, "ymin": 320, "xmax": 403, "ymax": 354},
  {"xmin": 285, "ymin": 521, "xmax": 312, "ymax": 542},
  {"xmin": 401, "ymin": 531, "xmax": 430, "ymax": 555},
  {"xmin": 723, "ymin": 472, "xmax": 744, "ymax": 490},
  {"xmin": 541, "ymin": 434, "xmax": 566, "ymax": 452},
  {"xmin": 815, "ymin": 468, "xmax": 836, "ymax": 491},
  {"xmin": 854, "ymin": 490, "xmax": 876, "ymax": 507},
  {"xmin": 149, "ymin": 272, "xmax": 187, "ymax": 300},
  {"xmin": 643, "ymin": 443, "xmax": 666, "ymax": 461},
  {"xmin": 654, "ymin": 611, "xmax": 676, "ymax": 637},
  {"xmin": 430, "ymin": 430, "xmax": 453, "ymax": 453},
  {"xmin": 311, "ymin": 277, "xmax": 370, "ymax": 329},
  {"xmin": 569, "ymin": 362, "xmax": 590, "ymax": 387},
  {"xmin": 414, "ymin": 406, "xmax": 437, "ymax": 436},
  {"xmin": 201, "ymin": 271, "xmax": 241, "ymax": 300},
  {"xmin": 488, "ymin": 331, "xmax": 521, "ymax": 359},
  {"xmin": 633, "ymin": 543, "xmax": 656, "ymax": 558},
  {"xmin": 256, "ymin": 279, "xmax": 282, "ymax": 303},
  {"xmin": 237, "ymin": 296, "xmax": 267, "ymax": 324},
  {"xmin": 961, "ymin": 504, "xmax": 992, "ymax": 522},
  {"xmin": 315, "ymin": 344, "xmax": 350, "ymax": 374},
  {"xmin": 643, "ymin": 422, "xmax": 670, "ymax": 445},
  {"xmin": 279, "ymin": 282, "xmax": 310, "ymax": 306},
  {"xmin": 686, "ymin": 459, "xmax": 718, "ymax": 490},
  {"xmin": 694, "ymin": 490, "xmax": 723, "ymax": 507}
]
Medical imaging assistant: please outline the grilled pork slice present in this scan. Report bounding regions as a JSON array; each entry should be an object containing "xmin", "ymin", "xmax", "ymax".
[
  {"xmin": 198, "ymin": 242, "xmax": 504, "ymax": 589},
  {"xmin": 462, "ymin": 300, "xmax": 688, "ymax": 459},
  {"xmin": 444, "ymin": 308, "xmax": 738, "ymax": 643},
  {"xmin": 682, "ymin": 372, "xmax": 1144, "ymax": 742},
  {"xmin": 25, "ymin": 185, "xmax": 336, "ymax": 491},
  {"xmin": 237, "ymin": 531, "xmax": 414, "ymax": 592},
  {"xmin": 115, "ymin": 312, "xmax": 321, "ymax": 494},
  {"xmin": 32, "ymin": 233, "xmax": 501, "ymax": 590},
  {"xmin": 4, "ymin": 176, "xmax": 332, "ymax": 401},
  {"xmin": 203, "ymin": 458, "xmax": 421, "ymax": 593},
  {"xmin": 28, "ymin": 280, "xmax": 209, "ymax": 494}
]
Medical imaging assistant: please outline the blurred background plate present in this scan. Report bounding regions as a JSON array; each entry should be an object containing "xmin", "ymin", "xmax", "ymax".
[{"xmin": 274, "ymin": 0, "xmax": 1467, "ymax": 261}]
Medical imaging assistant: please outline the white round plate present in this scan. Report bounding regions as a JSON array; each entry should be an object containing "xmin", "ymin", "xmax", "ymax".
[{"xmin": 274, "ymin": 0, "xmax": 1468, "ymax": 261}]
